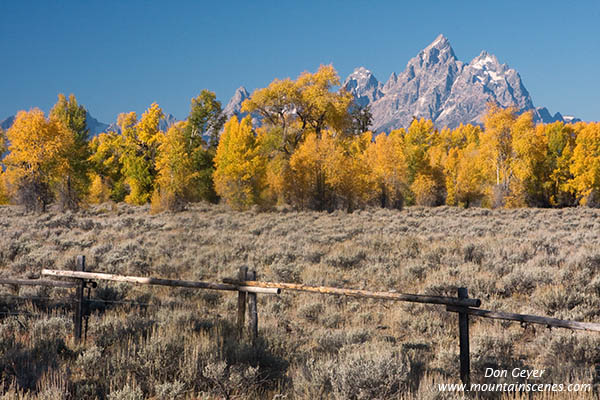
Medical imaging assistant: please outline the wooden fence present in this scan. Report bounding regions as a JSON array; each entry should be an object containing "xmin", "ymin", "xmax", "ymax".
[{"xmin": 1, "ymin": 254, "xmax": 600, "ymax": 387}]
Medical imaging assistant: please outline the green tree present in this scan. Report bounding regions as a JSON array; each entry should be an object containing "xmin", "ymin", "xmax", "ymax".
[
  {"xmin": 349, "ymin": 103, "xmax": 373, "ymax": 135},
  {"xmin": 186, "ymin": 90, "xmax": 227, "ymax": 150},
  {"xmin": 120, "ymin": 104, "xmax": 164, "ymax": 205},
  {"xmin": 49, "ymin": 93, "xmax": 91, "ymax": 209},
  {"xmin": 180, "ymin": 90, "xmax": 225, "ymax": 203}
]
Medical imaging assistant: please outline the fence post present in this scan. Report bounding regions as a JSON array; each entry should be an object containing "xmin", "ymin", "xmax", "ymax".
[
  {"xmin": 73, "ymin": 255, "xmax": 86, "ymax": 343},
  {"xmin": 247, "ymin": 270, "xmax": 258, "ymax": 344},
  {"xmin": 237, "ymin": 266, "xmax": 248, "ymax": 338},
  {"xmin": 458, "ymin": 287, "xmax": 470, "ymax": 388}
]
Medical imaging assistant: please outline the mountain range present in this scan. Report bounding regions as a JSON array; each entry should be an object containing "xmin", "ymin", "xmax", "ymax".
[
  {"xmin": 0, "ymin": 35, "xmax": 582, "ymax": 135},
  {"xmin": 227, "ymin": 34, "xmax": 581, "ymax": 131}
]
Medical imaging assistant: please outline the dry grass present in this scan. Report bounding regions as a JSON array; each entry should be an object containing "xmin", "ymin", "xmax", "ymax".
[{"xmin": 1, "ymin": 203, "xmax": 600, "ymax": 398}]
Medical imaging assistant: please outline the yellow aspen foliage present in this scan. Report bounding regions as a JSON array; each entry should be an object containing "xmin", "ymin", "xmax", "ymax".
[
  {"xmin": 366, "ymin": 131, "xmax": 408, "ymax": 208},
  {"xmin": 402, "ymin": 118, "xmax": 444, "ymax": 205},
  {"xmin": 0, "ymin": 172, "xmax": 8, "ymax": 205},
  {"xmin": 323, "ymin": 131, "xmax": 373, "ymax": 211},
  {"xmin": 445, "ymin": 143, "xmax": 486, "ymax": 207},
  {"xmin": 0, "ymin": 129, "xmax": 6, "ymax": 204},
  {"xmin": 295, "ymin": 65, "xmax": 354, "ymax": 137},
  {"xmin": 121, "ymin": 103, "xmax": 164, "ymax": 205},
  {"xmin": 214, "ymin": 116, "xmax": 268, "ymax": 210},
  {"xmin": 285, "ymin": 132, "xmax": 332, "ymax": 210},
  {"xmin": 242, "ymin": 78, "xmax": 299, "ymax": 154},
  {"xmin": 510, "ymin": 111, "xmax": 547, "ymax": 207},
  {"xmin": 3, "ymin": 109, "xmax": 74, "ymax": 211},
  {"xmin": 480, "ymin": 104, "xmax": 516, "ymax": 187},
  {"xmin": 286, "ymin": 131, "xmax": 372, "ymax": 211},
  {"xmin": 435, "ymin": 124, "xmax": 482, "ymax": 206},
  {"xmin": 89, "ymin": 131, "xmax": 127, "ymax": 201},
  {"xmin": 263, "ymin": 152, "xmax": 289, "ymax": 206},
  {"xmin": 0, "ymin": 127, "xmax": 6, "ymax": 155},
  {"xmin": 152, "ymin": 122, "xmax": 200, "ymax": 212},
  {"xmin": 242, "ymin": 65, "xmax": 353, "ymax": 155},
  {"xmin": 403, "ymin": 118, "xmax": 438, "ymax": 184},
  {"xmin": 479, "ymin": 103, "xmax": 519, "ymax": 207},
  {"xmin": 542, "ymin": 122, "xmax": 576, "ymax": 206},
  {"xmin": 411, "ymin": 173, "xmax": 439, "ymax": 206},
  {"xmin": 87, "ymin": 173, "xmax": 112, "ymax": 204},
  {"xmin": 569, "ymin": 122, "xmax": 600, "ymax": 206}
]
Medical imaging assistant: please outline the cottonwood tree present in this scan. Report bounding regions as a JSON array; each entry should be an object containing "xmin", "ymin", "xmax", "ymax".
[
  {"xmin": 570, "ymin": 122, "xmax": 600, "ymax": 206},
  {"xmin": 88, "ymin": 130, "xmax": 127, "ymax": 202},
  {"xmin": 3, "ymin": 109, "xmax": 74, "ymax": 211},
  {"xmin": 186, "ymin": 90, "xmax": 227, "ymax": 150},
  {"xmin": 542, "ymin": 122, "xmax": 576, "ymax": 206},
  {"xmin": 181, "ymin": 90, "xmax": 226, "ymax": 203},
  {"xmin": 242, "ymin": 65, "xmax": 353, "ymax": 155},
  {"xmin": 366, "ymin": 131, "xmax": 407, "ymax": 209},
  {"xmin": 214, "ymin": 116, "xmax": 268, "ymax": 210},
  {"xmin": 152, "ymin": 121, "xmax": 201, "ymax": 212},
  {"xmin": 0, "ymin": 128, "xmax": 7, "ymax": 204},
  {"xmin": 49, "ymin": 93, "xmax": 90, "ymax": 209},
  {"xmin": 120, "ymin": 104, "xmax": 164, "ymax": 205},
  {"xmin": 241, "ymin": 65, "xmax": 354, "ymax": 207}
]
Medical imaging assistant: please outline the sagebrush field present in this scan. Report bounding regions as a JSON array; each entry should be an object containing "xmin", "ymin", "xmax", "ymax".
[{"xmin": 1, "ymin": 203, "xmax": 600, "ymax": 399}]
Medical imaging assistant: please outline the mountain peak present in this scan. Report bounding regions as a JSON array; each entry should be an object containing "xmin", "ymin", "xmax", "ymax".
[
  {"xmin": 342, "ymin": 67, "xmax": 382, "ymax": 107},
  {"xmin": 224, "ymin": 86, "xmax": 251, "ymax": 118},
  {"xmin": 415, "ymin": 34, "xmax": 457, "ymax": 66},
  {"xmin": 471, "ymin": 50, "xmax": 500, "ymax": 68},
  {"xmin": 348, "ymin": 66, "xmax": 372, "ymax": 78},
  {"xmin": 426, "ymin": 34, "xmax": 450, "ymax": 50}
]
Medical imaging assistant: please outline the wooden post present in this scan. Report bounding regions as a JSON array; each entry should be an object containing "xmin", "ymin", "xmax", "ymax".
[
  {"xmin": 458, "ymin": 287, "xmax": 470, "ymax": 388},
  {"xmin": 73, "ymin": 256, "xmax": 86, "ymax": 343},
  {"xmin": 236, "ymin": 266, "xmax": 248, "ymax": 338},
  {"xmin": 247, "ymin": 270, "xmax": 258, "ymax": 343}
]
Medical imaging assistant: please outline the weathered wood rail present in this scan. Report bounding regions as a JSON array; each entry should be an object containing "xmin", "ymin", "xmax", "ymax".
[
  {"xmin": 42, "ymin": 269, "xmax": 281, "ymax": 294},
  {"xmin": 0, "ymin": 255, "xmax": 597, "ymax": 388},
  {"xmin": 0, "ymin": 278, "xmax": 78, "ymax": 288},
  {"xmin": 446, "ymin": 305, "xmax": 600, "ymax": 332},
  {"xmin": 222, "ymin": 278, "xmax": 482, "ymax": 308}
]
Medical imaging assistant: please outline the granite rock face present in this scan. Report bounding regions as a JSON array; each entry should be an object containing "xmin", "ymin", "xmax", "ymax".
[
  {"xmin": 224, "ymin": 86, "xmax": 250, "ymax": 118},
  {"xmin": 342, "ymin": 34, "xmax": 574, "ymax": 131}
]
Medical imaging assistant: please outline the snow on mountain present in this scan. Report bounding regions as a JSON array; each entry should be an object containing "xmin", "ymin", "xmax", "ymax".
[{"xmin": 342, "ymin": 67, "xmax": 383, "ymax": 107}]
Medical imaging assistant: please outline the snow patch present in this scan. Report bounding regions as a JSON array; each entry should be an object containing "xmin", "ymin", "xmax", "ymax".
[{"xmin": 471, "ymin": 55, "xmax": 496, "ymax": 69}]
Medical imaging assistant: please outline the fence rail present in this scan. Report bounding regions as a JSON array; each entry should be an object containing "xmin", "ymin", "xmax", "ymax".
[
  {"xmin": 446, "ymin": 305, "xmax": 600, "ymax": 332},
  {"xmin": 0, "ymin": 255, "xmax": 598, "ymax": 388},
  {"xmin": 0, "ymin": 278, "xmax": 78, "ymax": 288},
  {"xmin": 41, "ymin": 269, "xmax": 280, "ymax": 295},
  {"xmin": 223, "ymin": 278, "xmax": 482, "ymax": 308}
]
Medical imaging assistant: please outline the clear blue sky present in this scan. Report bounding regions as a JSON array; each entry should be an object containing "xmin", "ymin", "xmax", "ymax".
[{"xmin": 1, "ymin": 0, "xmax": 598, "ymax": 123}]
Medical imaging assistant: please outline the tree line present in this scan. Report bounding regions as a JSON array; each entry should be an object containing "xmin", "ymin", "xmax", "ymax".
[{"xmin": 1, "ymin": 65, "xmax": 600, "ymax": 212}]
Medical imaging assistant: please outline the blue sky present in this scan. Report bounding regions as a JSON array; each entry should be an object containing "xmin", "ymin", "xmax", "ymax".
[{"xmin": 1, "ymin": 1, "xmax": 598, "ymax": 123}]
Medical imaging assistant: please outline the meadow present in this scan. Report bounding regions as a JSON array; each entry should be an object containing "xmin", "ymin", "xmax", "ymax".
[{"xmin": 1, "ymin": 203, "xmax": 600, "ymax": 399}]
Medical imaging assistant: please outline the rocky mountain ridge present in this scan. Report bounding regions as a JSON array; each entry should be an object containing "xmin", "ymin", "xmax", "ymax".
[{"xmin": 342, "ymin": 34, "xmax": 579, "ymax": 131}]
